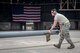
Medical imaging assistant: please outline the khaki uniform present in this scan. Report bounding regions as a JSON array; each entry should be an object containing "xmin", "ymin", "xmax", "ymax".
[{"xmin": 54, "ymin": 13, "xmax": 74, "ymax": 46}]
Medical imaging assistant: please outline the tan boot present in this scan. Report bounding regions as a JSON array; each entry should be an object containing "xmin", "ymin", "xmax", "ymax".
[
  {"xmin": 53, "ymin": 44, "xmax": 61, "ymax": 49},
  {"xmin": 67, "ymin": 45, "xmax": 75, "ymax": 49}
]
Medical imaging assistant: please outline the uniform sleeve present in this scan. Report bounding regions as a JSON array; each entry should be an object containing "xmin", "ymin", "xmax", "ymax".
[{"xmin": 54, "ymin": 15, "xmax": 58, "ymax": 21}]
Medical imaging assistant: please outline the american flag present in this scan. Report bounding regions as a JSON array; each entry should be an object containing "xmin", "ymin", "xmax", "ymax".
[{"xmin": 12, "ymin": 5, "xmax": 41, "ymax": 22}]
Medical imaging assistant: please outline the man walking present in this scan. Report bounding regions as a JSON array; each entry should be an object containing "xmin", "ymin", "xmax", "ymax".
[{"xmin": 49, "ymin": 9, "xmax": 75, "ymax": 49}]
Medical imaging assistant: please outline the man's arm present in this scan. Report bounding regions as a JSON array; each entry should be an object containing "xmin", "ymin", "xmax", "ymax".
[
  {"xmin": 49, "ymin": 20, "xmax": 58, "ymax": 33},
  {"xmin": 59, "ymin": 24, "xmax": 62, "ymax": 32}
]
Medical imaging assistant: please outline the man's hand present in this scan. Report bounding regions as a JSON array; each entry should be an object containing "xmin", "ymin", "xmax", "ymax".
[
  {"xmin": 48, "ymin": 29, "xmax": 52, "ymax": 33},
  {"xmin": 49, "ymin": 20, "xmax": 57, "ymax": 33}
]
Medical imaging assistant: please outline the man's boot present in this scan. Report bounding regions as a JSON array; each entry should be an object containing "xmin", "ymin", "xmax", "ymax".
[
  {"xmin": 53, "ymin": 34, "xmax": 64, "ymax": 49},
  {"xmin": 53, "ymin": 44, "xmax": 61, "ymax": 49},
  {"xmin": 67, "ymin": 44, "xmax": 75, "ymax": 49},
  {"xmin": 54, "ymin": 36, "xmax": 64, "ymax": 48},
  {"xmin": 65, "ymin": 33, "xmax": 75, "ymax": 49},
  {"xmin": 66, "ymin": 38, "xmax": 75, "ymax": 49}
]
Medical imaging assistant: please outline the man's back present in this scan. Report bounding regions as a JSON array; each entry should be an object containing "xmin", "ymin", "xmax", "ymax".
[{"xmin": 54, "ymin": 13, "xmax": 69, "ymax": 24}]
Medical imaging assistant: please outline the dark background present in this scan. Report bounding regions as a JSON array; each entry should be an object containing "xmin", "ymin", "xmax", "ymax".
[{"xmin": 0, "ymin": 0, "xmax": 80, "ymax": 22}]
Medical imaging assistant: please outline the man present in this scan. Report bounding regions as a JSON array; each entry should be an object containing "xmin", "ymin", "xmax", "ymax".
[{"xmin": 49, "ymin": 9, "xmax": 75, "ymax": 49}]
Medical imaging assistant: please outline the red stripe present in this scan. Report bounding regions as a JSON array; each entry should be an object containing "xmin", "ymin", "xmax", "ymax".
[
  {"xmin": 24, "ymin": 12, "xmax": 40, "ymax": 14},
  {"xmin": 24, "ymin": 7, "xmax": 41, "ymax": 9},
  {"xmin": 24, "ymin": 9, "xmax": 41, "ymax": 11},
  {"xmin": 13, "ymin": 15, "xmax": 40, "ymax": 16}
]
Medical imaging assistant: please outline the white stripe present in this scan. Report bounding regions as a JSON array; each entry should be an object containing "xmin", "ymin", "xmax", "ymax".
[{"xmin": 24, "ymin": 9, "xmax": 41, "ymax": 11}]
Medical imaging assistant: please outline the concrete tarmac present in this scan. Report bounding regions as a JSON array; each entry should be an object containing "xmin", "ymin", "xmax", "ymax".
[{"xmin": 0, "ymin": 30, "xmax": 80, "ymax": 53}]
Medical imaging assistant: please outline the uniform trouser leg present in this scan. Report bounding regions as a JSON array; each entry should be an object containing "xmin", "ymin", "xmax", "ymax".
[
  {"xmin": 64, "ymin": 33, "xmax": 74, "ymax": 46},
  {"xmin": 62, "ymin": 23, "xmax": 74, "ymax": 46},
  {"xmin": 58, "ymin": 33, "xmax": 64, "ymax": 47}
]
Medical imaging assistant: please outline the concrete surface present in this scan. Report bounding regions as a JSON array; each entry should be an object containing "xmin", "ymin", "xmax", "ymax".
[{"xmin": 0, "ymin": 30, "xmax": 80, "ymax": 53}]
